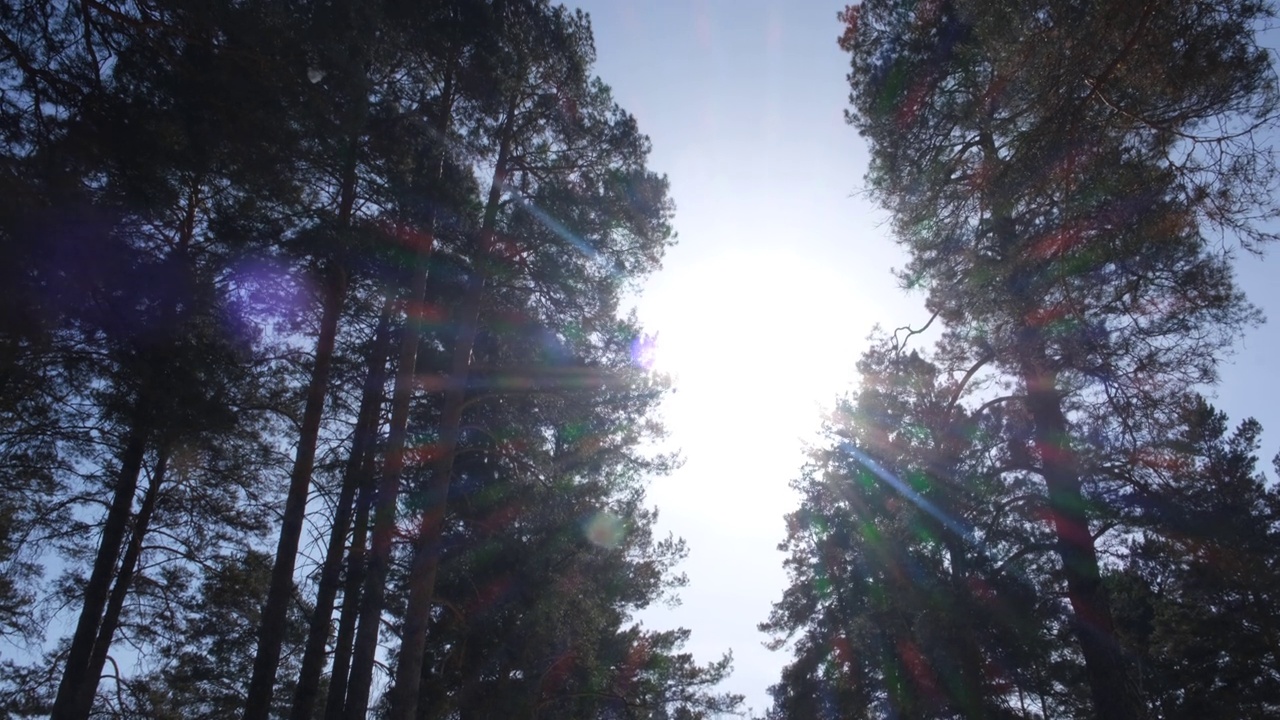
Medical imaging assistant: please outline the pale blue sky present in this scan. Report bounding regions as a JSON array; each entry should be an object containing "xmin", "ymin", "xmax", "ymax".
[{"xmin": 573, "ymin": 1, "xmax": 1280, "ymax": 714}]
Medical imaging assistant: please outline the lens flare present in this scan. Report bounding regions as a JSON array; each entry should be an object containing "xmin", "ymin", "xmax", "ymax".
[
  {"xmin": 630, "ymin": 333, "xmax": 659, "ymax": 370},
  {"xmin": 584, "ymin": 511, "xmax": 626, "ymax": 549}
]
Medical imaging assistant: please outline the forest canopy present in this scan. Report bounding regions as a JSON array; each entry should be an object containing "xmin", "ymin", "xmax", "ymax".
[
  {"xmin": 0, "ymin": 1, "xmax": 740, "ymax": 718},
  {"xmin": 763, "ymin": 1, "xmax": 1280, "ymax": 719},
  {"xmin": 4, "ymin": 1, "xmax": 1280, "ymax": 720}
]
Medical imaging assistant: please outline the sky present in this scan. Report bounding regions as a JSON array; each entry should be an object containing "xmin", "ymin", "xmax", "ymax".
[{"xmin": 569, "ymin": 0, "xmax": 1280, "ymax": 715}]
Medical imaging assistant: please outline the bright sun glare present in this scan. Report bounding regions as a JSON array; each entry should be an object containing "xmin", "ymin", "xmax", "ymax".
[
  {"xmin": 644, "ymin": 248, "xmax": 868, "ymax": 449},
  {"xmin": 633, "ymin": 246, "xmax": 874, "ymax": 693}
]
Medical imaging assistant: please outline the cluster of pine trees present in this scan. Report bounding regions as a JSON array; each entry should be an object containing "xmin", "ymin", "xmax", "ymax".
[
  {"xmin": 0, "ymin": 1, "xmax": 742, "ymax": 718},
  {"xmin": 764, "ymin": 1, "xmax": 1280, "ymax": 719}
]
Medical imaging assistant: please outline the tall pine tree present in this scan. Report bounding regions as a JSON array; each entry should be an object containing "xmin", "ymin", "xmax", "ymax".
[{"xmin": 839, "ymin": 1, "xmax": 1278, "ymax": 716}]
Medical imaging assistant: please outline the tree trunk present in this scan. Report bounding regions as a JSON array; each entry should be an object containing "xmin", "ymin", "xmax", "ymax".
[
  {"xmin": 342, "ymin": 233, "xmax": 434, "ymax": 720},
  {"xmin": 55, "ymin": 183, "xmax": 198, "ymax": 720},
  {"xmin": 322, "ymin": 435, "xmax": 376, "ymax": 720},
  {"xmin": 290, "ymin": 305, "xmax": 392, "ymax": 720},
  {"xmin": 73, "ymin": 447, "xmax": 169, "ymax": 719},
  {"xmin": 977, "ymin": 117, "xmax": 1145, "ymax": 716},
  {"xmin": 244, "ymin": 264, "xmax": 348, "ymax": 720},
  {"xmin": 50, "ymin": 409, "xmax": 149, "ymax": 720},
  {"xmin": 342, "ymin": 69, "xmax": 455, "ymax": 720},
  {"xmin": 384, "ymin": 130, "xmax": 511, "ymax": 720},
  {"xmin": 1019, "ymin": 349, "xmax": 1145, "ymax": 720},
  {"xmin": 944, "ymin": 538, "xmax": 987, "ymax": 720}
]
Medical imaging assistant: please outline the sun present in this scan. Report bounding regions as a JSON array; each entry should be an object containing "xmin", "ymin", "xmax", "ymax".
[
  {"xmin": 640, "ymin": 247, "xmax": 867, "ymax": 447},
  {"xmin": 632, "ymin": 249, "xmax": 879, "ymax": 718}
]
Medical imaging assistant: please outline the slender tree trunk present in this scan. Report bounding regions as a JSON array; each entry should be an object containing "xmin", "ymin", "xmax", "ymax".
[
  {"xmin": 1019, "ymin": 348, "xmax": 1145, "ymax": 720},
  {"xmin": 342, "ymin": 234, "xmax": 434, "ymax": 720},
  {"xmin": 977, "ymin": 116, "xmax": 1144, "ymax": 716},
  {"xmin": 50, "ymin": 409, "xmax": 149, "ymax": 720},
  {"xmin": 342, "ymin": 71, "xmax": 455, "ymax": 720},
  {"xmin": 290, "ymin": 306, "xmax": 393, "ymax": 720},
  {"xmin": 385, "ymin": 130, "xmax": 511, "ymax": 720},
  {"xmin": 73, "ymin": 448, "xmax": 170, "ymax": 719},
  {"xmin": 55, "ymin": 183, "xmax": 200, "ymax": 720},
  {"xmin": 244, "ymin": 263, "xmax": 348, "ymax": 720},
  {"xmin": 944, "ymin": 538, "xmax": 987, "ymax": 720},
  {"xmin": 323, "ymin": 435, "xmax": 376, "ymax": 720}
]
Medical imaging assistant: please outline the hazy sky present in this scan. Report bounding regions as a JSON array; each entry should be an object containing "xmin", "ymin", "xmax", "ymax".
[{"xmin": 571, "ymin": 1, "xmax": 1280, "ymax": 714}]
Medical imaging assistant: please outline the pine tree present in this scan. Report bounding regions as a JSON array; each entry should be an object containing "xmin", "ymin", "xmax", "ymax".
[
  {"xmin": 387, "ymin": 282, "xmax": 732, "ymax": 720},
  {"xmin": 839, "ymin": 1, "xmax": 1279, "ymax": 716},
  {"xmin": 121, "ymin": 551, "xmax": 314, "ymax": 720},
  {"xmin": 764, "ymin": 336, "xmax": 1060, "ymax": 719},
  {"xmin": 368, "ymin": 4, "xmax": 675, "ymax": 717},
  {"xmin": 2, "ymin": 1, "xmax": 310, "ymax": 715},
  {"xmin": 1108, "ymin": 398, "xmax": 1280, "ymax": 719},
  {"xmin": 1, "ymin": 3, "xmax": 722, "ymax": 719}
]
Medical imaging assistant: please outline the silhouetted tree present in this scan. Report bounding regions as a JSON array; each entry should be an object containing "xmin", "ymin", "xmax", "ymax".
[
  {"xmin": 839, "ymin": 0, "xmax": 1279, "ymax": 716},
  {"xmin": 764, "ymin": 336, "xmax": 1061, "ymax": 719},
  {"xmin": 1109, "ymin": 399, "xmax": 1280, "ymax": 719}
]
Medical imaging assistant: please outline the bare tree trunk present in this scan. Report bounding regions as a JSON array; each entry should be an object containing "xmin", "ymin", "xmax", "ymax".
[
  {"xmin": 50, "ymin": 409, "xmax": 149, "ymax": 720},
  {"xmin": 290, "ymin": 305, "xmax": 392, "ymax": 720},
  {"xmin": 976, "ymin": 115, "xmax": 1145, "ymax": 714},
  {"xmin": 342, "ymin": 69, "xmax": 455, "ymax": 720},
  {"xmin": 73, "ymin": 448, "xmax": 170, "ymax": 719},
  {"xmin": 322, "ymin": 436, "xmax": 376, "ymax": 720},
  {"xmin": 244, "ymin": 263, "xmax": 348, "ymax": 720},
  {"xmin": 343, "ymin": 237, "xmax": 433, "ymax": 720},
  {"xmin": 55, "ymin": 181, "xmax": 204, "ymax": 719},
  {"xmin": 384, "ymin": 128, "xmax": 511, "ymax": 720},
  {"xmin": 944, "ymin": 538, "xmax": 988, "ymax": 720},
  {"xmin": 1019, "ymin": 348, "xmax": 1145, "ymax": 720}
]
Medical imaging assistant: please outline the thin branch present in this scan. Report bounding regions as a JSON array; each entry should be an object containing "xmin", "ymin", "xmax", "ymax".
[
  {"xmin": 892, "ymin": 310, "xmax": 940, "ymax": 355},
  {"xmin": 944, "ymin": 350, "xmax": 995, "ymax": 420}
]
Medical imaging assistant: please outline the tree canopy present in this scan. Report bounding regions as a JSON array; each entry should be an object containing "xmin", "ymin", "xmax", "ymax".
[
  {"xmin": 0, "ymin": 2, "xmax": 740, "ymax": 719},
  {"xmin": 764, "ymin": 1, "xmax": 1280, "ymax": 719}
]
